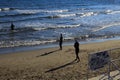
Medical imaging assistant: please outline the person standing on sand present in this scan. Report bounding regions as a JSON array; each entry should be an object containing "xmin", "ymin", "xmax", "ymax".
[
  {"xmin": 59, "ymin": 34, "xmax": 63, "ymax": 50},
  {"xmin": 11, "ymin": 23, "xmax": 15, "ymax": 31},
  {"xmin": 74, "ymin": 39, "xmax": 80, "ymax": 62}
]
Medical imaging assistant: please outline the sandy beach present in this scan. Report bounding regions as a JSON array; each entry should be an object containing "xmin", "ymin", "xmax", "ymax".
[{"xmin": 0, "ymin": 40, "xmax": 120, "ymax": 80}]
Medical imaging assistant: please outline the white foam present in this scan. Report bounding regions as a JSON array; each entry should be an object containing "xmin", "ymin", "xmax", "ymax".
[
  {"xmin": 82, "ymin": 12, "xmax": 94, "ymax": 17},
  {"xmin": 109, "ymin": 10, "xmax": 120, "ymax": 14},
  {"xmin": 0, "ymin": 40, "xmax": 57, "ymax": 48},
  {"xmin": 31, "ymin": 23, "xmax": 81, "ymax": 30},
  {"xmin": 105, "ymin": 10, "xmax": 112, "ymax": 13},
  {"xmin": 0, "ymin": 8, "xmax": 11, "ymax": 11},
  {"xmin": 93, "ymin": 23, "xmax": 120, "ymax": 32},
  {"xmin": 16, "ymin": 9, "xmax": 68, "ymax": 14},
  {"xmin": 76, "ymin": 12, "xmax": 96, "ymax": 18},
  {"xmin": 57, "ymin": 24, "xmax": 81, "ymax": 28},
  {"xmin": 16, "ymin": 10, "xmax": 41, "ymax": 14},
  {"xmin": 57, "ymin": 13, "xmax": 76, "ymax": 17},
  {"xmin": 98, "ymin": 10, "xmax": 112, "ymax": 14},
  {"xmin": 44, "ymin": 9, "xmax": 68, "ymax": 13}
]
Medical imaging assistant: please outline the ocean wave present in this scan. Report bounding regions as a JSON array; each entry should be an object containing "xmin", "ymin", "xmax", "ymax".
[
  {"xmin": 57, "ymin": 14, "xmax": 76, "ymax": 17},
  {"xmin": 16, "ymin": 10, "xmax": 42, "ymax": 14},
  {"xmin": 0, "ymin": 9, "xmax": 68, "ymax": 16},
  {"xmin": 0, "ymin": 40, "xmax": 57, "ymax": 48},
  {"xmin": 108, "ymin": 10, "xmax": 120, "ymax": 14},
  {"xmin": 17, "ymin": 9, "xmax": 68, "ymax": 13},
  {"xmin": 75, "ymin": 10, "xmax": 113, "ymax": 18},
  {"xmin": 76, "ymin": 12, "xmax": 97, "ymax": 17},
  {"xmin": 0, "ymin": 35, "xmax": 92, "ymax": 48},
  {"xmin": 0, "ymin": 13, "xmax": 77, "ymax": 23},
  {"xmin": 44, "ymin": 13, "xmax": 76, "ymax": 19},
  {"xmin": 96, "ymin": 10, "xmax": 120, "ymax": 15},
  {"xmin": 93, "ymin": 23, "xmax": 120, "ymax": 32},
  {"xmin": 0, "ymin": 9, "xmax": 39, "ymax": 17},
  {"xmin": 0, "ymin": 8, "xmax": 15, "ymax": 11},
  {"xmin": 0, "ymin": 34, "xmax": 116, "ymax": 48},
  {"xmin": 75, "ymin": 9, "xmax": 120, "ymax": 18},
  {"xmin": 0, "ymin": 24, "xmax": 81, "ymax": 34},
  {"xmin": 104, "ymin": 10, "xmax": 112, "ymax": 14},
  {"xmin": 0, "ymin": 9, "xmax": 69, "ymax": 21},
  {"xmin": 42, "ymin": 9, "xmax": 68, "ymax": 13},
  {"xmin": 75, "ymin": 10, "xmax": 119, "ymax": 18},
  {"xmin": 33, "ymin": 24, "xmax": 81, "ymax": 30},
  {"xmin": 98, "ymin": 10, "xmax": 112, "ymax": 14}
]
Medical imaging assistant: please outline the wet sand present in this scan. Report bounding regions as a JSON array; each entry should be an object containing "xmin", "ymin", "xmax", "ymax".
[{"xmin": 0, "ymin": 40, "xmax": 120, "ymax": 80}]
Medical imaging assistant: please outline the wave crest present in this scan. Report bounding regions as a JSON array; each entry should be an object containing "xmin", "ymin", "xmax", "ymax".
[
  {"xmin": 0, "ymin": 8, "xmax": 15, "ymax": 11},
  {"xmin": 33, "ymin": 24, "xmax": 81, "ymax": 30},
  {"xmin": 0, "ymin": 40, "xmax": 57, "ymax": 48}
]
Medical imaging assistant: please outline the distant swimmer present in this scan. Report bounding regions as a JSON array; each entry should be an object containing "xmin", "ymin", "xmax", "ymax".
[
  {"xmin": 10, "ymin": 23, "xmax": 15, "ymax": 31},
  {"xmin": 59, "ymin": 34, "xmax": 63, "ymax": 50}
]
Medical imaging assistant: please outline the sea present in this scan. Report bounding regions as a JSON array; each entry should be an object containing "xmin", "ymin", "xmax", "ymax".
[{"xmin": 0, "ymin": 0, "xmax": 120, "ymax": 53}]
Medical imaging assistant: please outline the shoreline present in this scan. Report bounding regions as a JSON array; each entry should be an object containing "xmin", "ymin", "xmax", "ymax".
[
  {"xmin": 0, "ymin": 36, "xmax": 120, "ymax": 54},
  {"xmin": 0, "ymin": 38, "xmax": 120, "ymax": 79}
]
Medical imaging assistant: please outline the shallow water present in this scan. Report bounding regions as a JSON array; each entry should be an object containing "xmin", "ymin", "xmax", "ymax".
[{"xmin": 0, "ymin": 0, "xmax": 120, "ymax": 48}]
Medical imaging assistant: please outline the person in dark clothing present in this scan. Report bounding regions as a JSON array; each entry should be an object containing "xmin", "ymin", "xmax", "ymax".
[
  {"xmin": 74, "ymin": 40, "xmax": 80, "ymax": 62},
  {"xmin": 59, "ymin": 34, "xmax": 63, "ymax": 50},
  {"xmin": 11, "ymin": 23, "xmax": 15, "ymax": 31}
]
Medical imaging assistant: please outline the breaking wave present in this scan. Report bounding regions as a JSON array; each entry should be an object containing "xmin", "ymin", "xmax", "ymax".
[
  {"xmin": 93, "ymin": 23, "xmax": 120, "ymax": 32},
  {"xmin": 0, "ymin": 8, "xmax": 15, "ymax": 11},
  {"xmin": 0, "ymin": 9, "xmax": 68, "ymax": 17},
  {"xmin": 43, "ymin": 13, "xmax": 76, "ymax": 19},
  {"xmin": 1, "ymin": 8, "xmax": 119, "ymax": 24},
  {"xmin": 0, "ymin": 40, "xmax": 57, "ymax": 48},
  {"xmin": 0, "ymin": 24, "xmax": 81, "ymax": 35},
  {"xmin": 33, "ymin": 24, "xmax": 81, "ymax": 30}
]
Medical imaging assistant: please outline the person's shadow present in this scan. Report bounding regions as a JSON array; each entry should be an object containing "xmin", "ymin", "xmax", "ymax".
[
  {"xmin": 36, "ymin": 49, "xmax": 60, "ymax": 57},
  {"xmin": 45, "ymin": 59, "xmax": 79, "ymax": 73}
]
